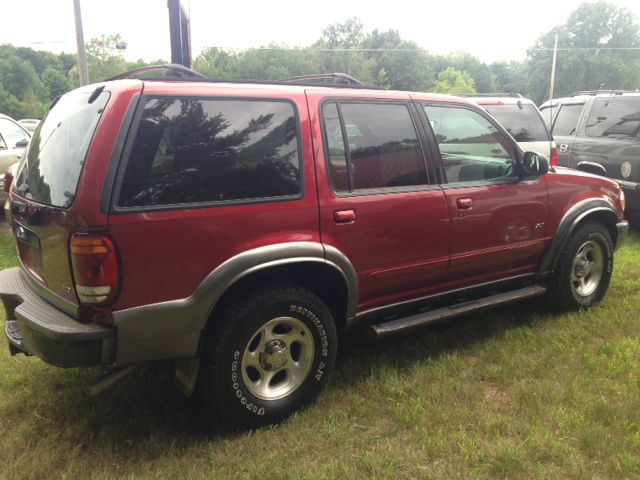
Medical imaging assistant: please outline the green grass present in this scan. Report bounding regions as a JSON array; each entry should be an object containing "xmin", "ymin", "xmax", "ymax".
[{"xmin": 0, "ymin": 227, "xmax": 638, "ymax": 479}]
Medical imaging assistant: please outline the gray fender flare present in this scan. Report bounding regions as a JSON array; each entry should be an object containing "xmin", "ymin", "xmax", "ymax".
[
  {"xmin": 112, "ymin": 242, "xmax": 358, "ymax": 366},
  {"xmin": 538, "ymin": 198, "xmax": 618, "ymax": 276}
]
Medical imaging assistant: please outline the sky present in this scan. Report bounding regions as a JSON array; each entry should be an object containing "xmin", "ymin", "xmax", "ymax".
[{"xmin": 1, "ymin": 0, "xmax": 640, "ymax": 64}]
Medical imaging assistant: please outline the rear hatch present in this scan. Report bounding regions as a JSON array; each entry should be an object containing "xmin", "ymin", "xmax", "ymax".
[
  {"xmin": 9, "ymin": 88, "xmax": 111, "ymax": 315},
  {"xmin": 481, "ymin": 103, "xmax": 553, "ymax": 157}
]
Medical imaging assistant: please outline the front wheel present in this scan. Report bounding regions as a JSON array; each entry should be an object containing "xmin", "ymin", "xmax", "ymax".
[
  {"xmin": 552, "ymin": 221, "xmax": 613, "ymax": 309},
  {"xmin": 199, "ymin": 285, "xmax": 337, "ymax": 428}
]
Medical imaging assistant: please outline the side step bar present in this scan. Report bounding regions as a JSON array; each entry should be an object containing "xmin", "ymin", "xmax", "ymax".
[{"xmin": 369, "ymin": 285, "xmax": 547, "ymax": 340}]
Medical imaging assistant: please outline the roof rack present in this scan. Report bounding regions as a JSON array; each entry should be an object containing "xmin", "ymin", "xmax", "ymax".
[
  {"xmin": 278, "ymin": 73, "xmax": 373, "ymax": 88},
  {"xmin": 570, "ymin": 89, "xmax": 640, "ymax": 96},
  {"xmin": 106, "ymin": 65, "xmax": 379, "ymax": 90},
  {"xmin": 106, "ymin": 64, "xmax": 207, "ymax": 81},
  {"xmin": 459, "ymin": 92, "xmax": 523, "ymax": 98}
]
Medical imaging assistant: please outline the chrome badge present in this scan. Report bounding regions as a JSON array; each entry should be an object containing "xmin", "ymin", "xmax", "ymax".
[{"xmin": 621, "ymin": 161, "xmax": 632, "ymax": 179}]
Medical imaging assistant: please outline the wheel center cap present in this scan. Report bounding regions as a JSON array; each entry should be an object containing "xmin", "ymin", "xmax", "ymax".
[
  {"xmin": 575, "ymin": 259, "xmax": 590, "ymax": 277},
  {"xmin": 259, "ymin": 339, "xmax": 288, "ymax": 371}
]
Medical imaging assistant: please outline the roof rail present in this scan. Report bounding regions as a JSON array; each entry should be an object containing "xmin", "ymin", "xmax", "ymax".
[
  {"xmin": 459, "ymin": 92, "xmax": 523, "ymax": 98},
  {"xmin": 569, "ymin": 89, "xmax": 640, "ymax": 97},
  {"xmin": 278, "ymin": 73, "xmax": 369, "ymax": 88},
  {"xmin": 106, "ymin": 64, "xmax": 207, "ymax": 81}
]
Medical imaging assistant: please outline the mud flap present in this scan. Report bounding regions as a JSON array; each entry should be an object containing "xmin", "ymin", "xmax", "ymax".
[{"xmin": 174, "ymin": 357, "xmax": 200, "ymax": 398}]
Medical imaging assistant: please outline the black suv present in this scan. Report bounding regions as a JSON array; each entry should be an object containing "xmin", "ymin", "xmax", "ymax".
[{"xmin": 540, "ymin": 91, "xmax": 640, "ymax": 217}]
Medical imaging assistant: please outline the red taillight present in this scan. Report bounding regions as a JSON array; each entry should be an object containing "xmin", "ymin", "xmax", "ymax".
[
  {"xmin": 550, "ymin": 146, "xmax": 559, "ymax": 167},
  {"xmin": 69, "ymin": 234, "xmax": 119, "ymax": 305},
  {"xmin": 3, "ymin": 166, "xmax": 14, "ymax": 193}
]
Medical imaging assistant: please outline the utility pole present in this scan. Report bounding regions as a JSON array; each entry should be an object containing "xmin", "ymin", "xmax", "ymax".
[
  {"xmin": 548, "ymin": 33, "xmax": 558, "ymax": 102},
  {"xmin": 73, "ymin": 0, "xmax": 90, "ymax": 85},
  {"xmin": 168, "ymin": 0, "xmax": 192, "ymax": 67}
]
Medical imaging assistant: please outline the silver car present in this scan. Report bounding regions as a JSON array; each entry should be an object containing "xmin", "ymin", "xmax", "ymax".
[
  {"xmin": 467, "ymin": 95, "xmax": 558, "ymax": 165},
  {"xmin": 0, "ymin": 114, "xmax": 31, "ymax": 199}
]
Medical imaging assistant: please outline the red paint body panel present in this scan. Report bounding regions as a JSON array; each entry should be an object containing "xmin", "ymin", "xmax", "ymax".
[
  {"xmin": 6, "ymin": 79, "xmax": 626, "ymax": 322},
  {"xmin": 107, "ymin": 88, "xmax": 319, "ymax": 310}
]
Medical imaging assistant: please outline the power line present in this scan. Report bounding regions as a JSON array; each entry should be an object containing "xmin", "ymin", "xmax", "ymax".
[{"xmin": 528, "ymin": 47, "xmax": 640, "ymax": 51}]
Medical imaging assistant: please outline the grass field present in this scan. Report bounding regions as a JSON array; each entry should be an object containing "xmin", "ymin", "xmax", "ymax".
[{"xmin": 0, "ymin": 227, "xmax": 638, "ymax": 479}]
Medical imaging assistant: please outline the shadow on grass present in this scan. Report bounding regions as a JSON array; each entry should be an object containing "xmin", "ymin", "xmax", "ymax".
[{"xmin": 2, "ymin": 297, "xmax": 550, "ymax": 459}]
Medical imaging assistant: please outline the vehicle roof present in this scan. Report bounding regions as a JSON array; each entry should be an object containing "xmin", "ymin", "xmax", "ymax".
[
  {"xmin": 101, "ymin": 78, "xmax": 476, "ymax": 105},
  {"xmin": 468, "ymin": 96, "xmax": 536, "ymax": 106},
  {"xmin": 541, "ymin": 91, "xmax": 640, "ymax": 109}
]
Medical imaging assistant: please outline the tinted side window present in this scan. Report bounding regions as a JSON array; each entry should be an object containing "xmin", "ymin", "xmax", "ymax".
[
  {"xmin": 118, "ymin": 98, "xmax": 301, "ymax": 207},
  {"xmin": 424, "ymin": 105, "xmax": 516, "ymax": 184},
  {"xmin": 552, "ymin": 104, "xmax": 583, "ymax": 136},
  {"xmin": 322, "ymin": 102, "xmax": 427, "ymax": 192},
  {"xmin": 585, "ymin": 97, "xmax": 640, "ymax": 138},
  {"xmin": 483, "ymin": 104, "xmax": 550, "ymax": 142}
]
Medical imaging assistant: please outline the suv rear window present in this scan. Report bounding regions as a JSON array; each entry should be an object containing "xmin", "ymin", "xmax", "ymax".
[
  {"xmin": 14, "ymin": 91, "xmax": 110, "ymax": 208},
  {"xmin": 118, "ymin": 98, "xmax": 301, "ymax": 207},
  {"xmin": 585, "ymin": 97, "xmax": 640, "ymax": 138},
  {"xmin": 482, "ymin": 104, "xmax": 549, "ymax": 142}
]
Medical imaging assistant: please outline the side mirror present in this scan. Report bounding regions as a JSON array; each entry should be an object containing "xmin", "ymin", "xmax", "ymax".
[
  {"xmin": 521, "ymin": 151, "xmax": 549, "ymax": 177},
  {"xmin": 15, "ymin": 139, "xmax": 29, "ymax": 149}
]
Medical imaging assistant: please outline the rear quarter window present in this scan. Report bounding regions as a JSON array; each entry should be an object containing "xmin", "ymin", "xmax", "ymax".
[
  {"xmin": 585, "ymin": 97, "xmax": 640, "ymax": 138},
  {"xmin": 118, "ymin": 98, "xmax": 301, "ymax": 208}
]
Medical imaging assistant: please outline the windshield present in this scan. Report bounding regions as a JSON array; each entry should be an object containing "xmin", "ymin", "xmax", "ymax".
[
  {"xmin": 483, "ymin": 104, "xmax": 550, "ymax": 142},
  {"xmin": 14, "ymin": 90, "xmax": 110, "ymax": 208}
]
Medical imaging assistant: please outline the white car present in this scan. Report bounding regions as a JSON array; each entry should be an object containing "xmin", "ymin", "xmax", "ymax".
[
  {"xmin": 0, "ymin": 114, "xmax": 31, "ymax": 199},
  {"xmin": 18, "ymin": 118, "xmax": 40, "ymax": 133},
  {"xmin": 467, "ymin": 95, "xmax": 558, "ymax": 165}
]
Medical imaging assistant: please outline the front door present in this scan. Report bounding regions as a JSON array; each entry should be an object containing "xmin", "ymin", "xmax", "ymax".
[{"xmin": 422, "ymin": 103, "xmax": 549, "ymax": 286}]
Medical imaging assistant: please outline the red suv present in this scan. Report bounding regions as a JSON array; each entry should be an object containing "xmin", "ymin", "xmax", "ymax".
[{"xmin": 0, "ymin": 66, "xmax": 629, "ymax": 428}]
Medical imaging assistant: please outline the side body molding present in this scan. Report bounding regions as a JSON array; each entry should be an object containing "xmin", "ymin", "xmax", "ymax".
[
  {"xmin": 112, "ymin": 242, "xmax": 358, "ymax": 365},
  {"xmin": 538, "ymin": 198, "xmax": 618, "ymax": 276}
]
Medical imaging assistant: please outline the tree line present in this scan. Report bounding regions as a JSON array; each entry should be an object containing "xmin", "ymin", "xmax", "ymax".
[{"xmin": 1, "ymin": 1, "xmax": 639, "ymax": 120}]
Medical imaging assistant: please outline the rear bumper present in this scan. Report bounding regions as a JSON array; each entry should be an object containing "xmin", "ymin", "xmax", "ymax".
[{"xmin": 0, "ymin": 267, "xmax": 116, "ymax": 367}]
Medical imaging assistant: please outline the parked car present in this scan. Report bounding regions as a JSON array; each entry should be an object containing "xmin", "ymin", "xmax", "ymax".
[
  {"xmin": 539, "ymin": 91, "xmax": 640, "ymax": 217},
  {"xmin": 0, "ymin": 114, "xmax": 30, "ymax": 200},
  {"xmin": 0, "ymin": 66, "xmax": 628, "ymax": 428},
  {"xmin": 468, "ymin": 94, "xmax": 558, "ymax": 165},
  {"xmin": 17, "ymin": 118, "xmax": 40, "ymax": 133}
]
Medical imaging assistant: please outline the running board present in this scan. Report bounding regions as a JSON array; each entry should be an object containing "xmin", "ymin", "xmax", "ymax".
[{"xmin": 369, "ymin": 285, "xmax": 547, "ymax": 340}]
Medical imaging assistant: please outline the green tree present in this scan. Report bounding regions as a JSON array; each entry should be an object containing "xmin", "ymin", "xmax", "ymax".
[
  {"xmin": 312, "ymin": 17, "xmax": 376, "ymax": 83},
  {"xmin": 527, "ymin": 2, "xmax": 640, "ymax": 104},
  {"xmin": 490, "ymin": 61, "xmax": 528, "ymax": 95},
  {"xmin": 432, "ymin": 67, "xmax": 476, "ymax": 94},
  {"xmin": 363, "ymin": 29, "xmax": 434, "ymax": 91},
  {"xmin": 435, "ymin": 52, "xmax": 496, "ymax": 92}
]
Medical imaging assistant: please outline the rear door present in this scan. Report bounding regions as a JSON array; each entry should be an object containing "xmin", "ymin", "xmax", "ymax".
[
  {"xmin": 306, "ymin": 91, "xmax": 450, "ymax": 312},
  {"xmin": 421, "ymin": 102, "xmax": 549, "ymax": 284}
]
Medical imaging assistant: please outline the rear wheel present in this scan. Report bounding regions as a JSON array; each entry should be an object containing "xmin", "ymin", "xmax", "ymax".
[
  {"xmin": 552, "ymin": 221, "xmax": 613, "ymax": 309},
  {"xmin": 199, "ymin": 285, "xmax": 337, "ymax": 428}
]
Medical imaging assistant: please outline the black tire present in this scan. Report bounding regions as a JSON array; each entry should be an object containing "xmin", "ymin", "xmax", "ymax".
[
  {"xmin": 551, "ymin": 221, "xmax": 613, "ymax": 309},
  {"xmin": 198, "ymin": 285, "xmax": 337, "ymax": 428}
]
